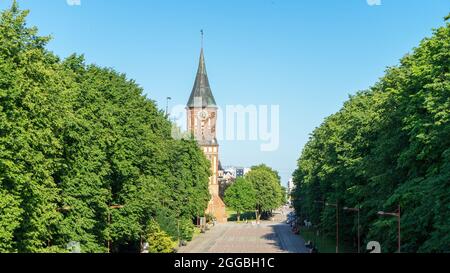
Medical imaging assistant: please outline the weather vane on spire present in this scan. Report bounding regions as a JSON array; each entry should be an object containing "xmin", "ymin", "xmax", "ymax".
[{"xmin": 201, "ymin": 29, "xmax": 204, "ymax": 48}]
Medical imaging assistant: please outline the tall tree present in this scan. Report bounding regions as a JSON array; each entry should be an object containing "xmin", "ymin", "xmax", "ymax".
[
  {"xmin": 246, "ymin": 165, "xmax": 284, "ymax": 222},
  {"xmin": 0, "ymin": 1, "xmax": 69, "ymax": 252},
  {"xmin": 0, "ymin": 2, "xmax": 211, "ymax": 253},
  {"xmin": 292, "ymin": 17, "xmax": 450, "ymax": 253},
  {"xmin": 224, "ymin": 178, "xmax": 256, "ymax": 222}
]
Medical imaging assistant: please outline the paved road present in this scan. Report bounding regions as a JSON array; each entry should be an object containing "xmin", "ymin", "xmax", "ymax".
[{"xmin": 178, "ymin": 222, "xmax": 308, "ymax": 253}]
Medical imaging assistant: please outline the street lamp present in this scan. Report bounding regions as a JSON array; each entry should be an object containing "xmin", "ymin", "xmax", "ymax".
[
  {"xmin": 165, "ymin": 97, "xmax": 172, "ymax": 118},
  {"xmin": 315, "ymin": 200, "xmax": 339, "ymax": 253},
  {"xmin": 178, "ymin": 219, "xmax": 181, "ymax": 247},
  {"xmin": 343, "ymin": 206, "xmax": 361, "ymax": 254},
  {"xmin": 378, "ymin": 205, "xmax": 401, "ymax": 253}
]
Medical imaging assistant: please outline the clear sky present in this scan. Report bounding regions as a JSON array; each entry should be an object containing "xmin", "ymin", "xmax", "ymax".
[{"xmin": 2, "ymin": 0, "xmax": 449, "ymax": 185}]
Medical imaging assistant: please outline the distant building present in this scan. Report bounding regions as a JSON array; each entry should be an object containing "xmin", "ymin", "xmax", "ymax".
[
  {"xmin": 287, "ymin": 178, "xmax": 296, "ymax": 202},
  {"xmin": 288, "ymin": 178, "xmax": 295, "ymax": 192},
  {"xmin": 236, "ymin": 168, "xmax": 244, "ymax": 178},
  {"xmin": 218, "ymin": 163, "xmax": 234, "ymax": 199},
  {"xmin": 236, "ymin": 167, "xmax": 251, "ymax": 178},
  {"xmin": 223, "ymin": 166, "xmax": 237, "ymax": 178},
  {"xmin": 223, "ymin": 166, "xmax": 251, "ymax": 178},
  {"xmin": 218, "ymin": 165, "xmax": 251, "ymax": 198}
]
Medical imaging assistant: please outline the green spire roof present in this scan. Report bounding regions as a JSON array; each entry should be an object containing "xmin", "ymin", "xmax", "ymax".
[{"xmin": 187, "ymin": 49, "xmax": 217, "ymax": 108}]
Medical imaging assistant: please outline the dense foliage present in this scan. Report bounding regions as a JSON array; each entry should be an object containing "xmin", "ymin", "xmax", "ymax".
[
  {"xmin": 245, "ymin": 165, "xmax": 285, "ymax": 221},
  {"xmin": 146, "ymin": 220, "xmax": 175, "ymax": 253},
  {"xmin": 224, "ymin": 177, "xmax": 256, "ymax": 221},
  {"xmin": 0, "ymin": 2, "xmax": 211, "ymax": 253},
  {"xmin": 292, "ymin": 17, "xmax": 450, "ymax": 253}
]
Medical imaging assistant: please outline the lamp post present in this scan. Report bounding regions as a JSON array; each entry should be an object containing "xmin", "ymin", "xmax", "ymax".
[
  {"xmin": 178, "ymin": 219, "xmax": 181, "ymax": 247},
  {"xmin": 343, "ymin": 206, "xmax": 361, "ymax": 254},
  {"xmin": 315, "ymin": 200, "xmax": 339, "ymax": 253},
  {"xmin": 165, "ymin": 97, "xmax": 172, "ymax": 118},
  {"xmin": 378, "ymin": 205, "xmax": 401, "ymax": 253}
]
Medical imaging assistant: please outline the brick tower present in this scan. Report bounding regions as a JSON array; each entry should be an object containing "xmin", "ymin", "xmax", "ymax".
[{"xmin": 186, "ymin": 47, "xmax": 227, "ymax": 223}]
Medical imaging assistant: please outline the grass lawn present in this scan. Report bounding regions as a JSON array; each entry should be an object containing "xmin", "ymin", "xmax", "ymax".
[
  {"xmin": 226, "ymin": 208, "xmax": 257, "ymax": 222},
  {"xmin": 299, "ymin": 228, "xmax": 356, "ymax": 253}
]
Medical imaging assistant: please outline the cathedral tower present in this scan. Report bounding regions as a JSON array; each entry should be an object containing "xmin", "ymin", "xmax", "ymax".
[{"xmin": 187, "ymin": 46, "xmax": 227, "ymax": 223}]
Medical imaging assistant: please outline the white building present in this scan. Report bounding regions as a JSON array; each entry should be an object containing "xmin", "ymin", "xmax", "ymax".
[{"xmin": 287, "ymin": 178, "xmax": 296, "ymax": 202}]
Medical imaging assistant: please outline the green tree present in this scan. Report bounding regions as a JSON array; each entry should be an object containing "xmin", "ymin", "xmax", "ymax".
[
  {"xmin": 0, "ymin": 1, "xmax": 69, "ymax": 252},
  {"xmin": 246, "ymin": 165, "xmax": 284, "ymax": 222},
  {"xmin": 224, "ymin": 178, "xmax": 256, "ymax": 222},
  {"xmin": 292, "ymin": 16, "xmax": 450, "ymax": 253},
  {"xmin": 0, "ymin": 2, "xmax": 211, "ymax": 253}
]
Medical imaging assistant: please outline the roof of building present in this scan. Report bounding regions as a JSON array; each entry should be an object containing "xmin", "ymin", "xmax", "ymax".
[{"xmin": 187, "ymin": 48, "xmax": 217, "ymax": 108}]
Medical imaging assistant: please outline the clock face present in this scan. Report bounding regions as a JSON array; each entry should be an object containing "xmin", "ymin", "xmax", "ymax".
[{"xmin": 197, "ymin": 110, "xmax": 209, "ymax": 121}]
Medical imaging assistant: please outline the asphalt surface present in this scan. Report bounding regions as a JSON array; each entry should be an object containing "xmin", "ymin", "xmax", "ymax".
[{"xmin": 178, "ymin": 213, "xmax": 308, "ymax": 253}]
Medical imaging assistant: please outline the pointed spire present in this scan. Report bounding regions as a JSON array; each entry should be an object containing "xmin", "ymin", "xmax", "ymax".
[
  {"xmin": 187, "ymin": 31, "xmax": 217, "ymax": 108},
  {"xmin": 201, "ymin": 29, "xmax": 204, "ymax": 49}
]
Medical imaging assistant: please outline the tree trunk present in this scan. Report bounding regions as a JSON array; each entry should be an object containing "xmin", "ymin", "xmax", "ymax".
[
  {"xmin": 256, "ymin": 209, "xmax": 261, "ymax": 223},
  {"xmin": 237, "ymin": 212, "xmax": 241, "ymax": 222}
]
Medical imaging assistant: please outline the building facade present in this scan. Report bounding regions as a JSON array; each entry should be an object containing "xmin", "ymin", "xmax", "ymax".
[
  {"xmin": 186, "ymin": 48, "xmax": 227, "ymax": 223},
  {"xmin": 287, "ymin": 178, "xmax": 295, "ymax": 203},
  {"xmin": 218, "ymin": 166, "xmax": 251, "ymax": 199},
  {"xmin": 236, "ymin": 167, "xmax": 251, "ymax": 178}
]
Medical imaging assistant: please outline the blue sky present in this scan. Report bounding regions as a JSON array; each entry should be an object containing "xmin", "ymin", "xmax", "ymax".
[{"xmin": 2, "ymin": 0, "xmax": 449, "ymax": 185}]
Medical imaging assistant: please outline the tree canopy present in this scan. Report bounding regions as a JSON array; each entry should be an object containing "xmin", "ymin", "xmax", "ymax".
[
  {"xmin": 0, "ymin": 2, "xmax": 211, "ymax": 253},
  {"xmin": 224, "ymin": 177, "xmax": 256, "ymax": 221},
  {"xmin": 246, "ymin": 165, "xmax": 284, "ymax": 221},
  {"xmin": 292, "ymin": 16, "xmax": 450, "ymax": 253}
]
